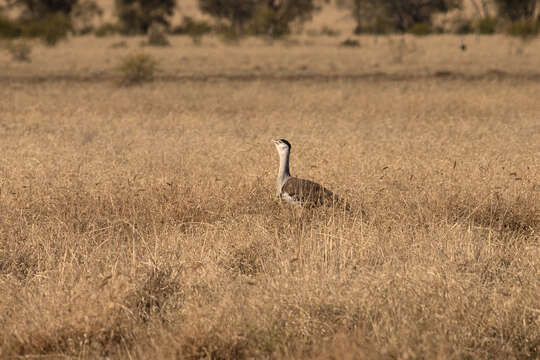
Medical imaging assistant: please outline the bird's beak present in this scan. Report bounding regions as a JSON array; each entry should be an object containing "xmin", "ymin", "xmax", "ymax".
[{"xmin": 272, "ymin": 139, "xmax": 278, "ymax": 144}]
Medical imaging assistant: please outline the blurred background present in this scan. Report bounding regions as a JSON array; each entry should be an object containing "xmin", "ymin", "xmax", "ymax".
[{"xmin": 0, "ymin": 0, "xmax": 538, "ymax": 50}]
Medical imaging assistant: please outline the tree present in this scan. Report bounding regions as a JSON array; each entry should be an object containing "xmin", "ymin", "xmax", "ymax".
[
  {"xmin": 5, "ymin": 0, "xmax": 78, "ymax": 19},
  {"xmin": 198, "ymin": 0, "xmax": 318, "ymax": 36},
  {"xmin": 4, "ymin": 0, "xmax": 79, "ymax": 45},
  {"xmin": 252, "ymin": 0, "xmax": 317, "ymax": 37},
  {"xmin": 71, "ymin": 0, "xmax": 103, "ymax": 34},
  {"xmin": 115, "ymin": 0, "xmax": 176, "ymax": 34},
  {"xmin": 354, "ymin": 0, "xmax": 461, "ymax": 33},
  {"xmin": 493, "ymin": 0, "xmax": 539, "ymax": 21},
  {"xmin": 198, "ymin": 0, "xmax": 258, "ymax": 33}
]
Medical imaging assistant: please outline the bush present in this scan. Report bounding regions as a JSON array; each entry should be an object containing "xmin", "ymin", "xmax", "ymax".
[
  {"xmin": 171, "ymin": 16, "xmax": 212, "ymax": 44},
  {"xmin": 408, "ymin": 22, "xmax": 432, "ymax": 35},
  {"xmin": 95, "ymin": 22, "xmax": 121, "ymax": 37},
  {"xmin": 0, "ymin": 16, "xmax": 21, "ymax": 39},
  {"xmin": 506, "ymin": 20, "xmax": 539, "ymax": 38},
  {"xmin": 20, "ymin": 13, "xmax": 72, "ymax": 46},
  {"xmin": 115, "ymin": 0, "xmax": 176, "ymax": 34},
  {"xmin": 118, "ymin": 53, "xmax": 159, "ymax": 86},
  {"xmin": 474, "ymin": 17, "xmax": 498, "ymax": 34}
]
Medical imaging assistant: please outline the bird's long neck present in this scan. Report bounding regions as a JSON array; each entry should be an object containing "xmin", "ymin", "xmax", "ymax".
[{"xmin": 277, "ymin": 149, "xmax": 291, "ymax": 190}]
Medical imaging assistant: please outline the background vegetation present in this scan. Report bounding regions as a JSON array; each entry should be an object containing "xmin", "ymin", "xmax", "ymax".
[{"xmin": 1, "ymin": 0, "xmax": 540, "ymax": 41}]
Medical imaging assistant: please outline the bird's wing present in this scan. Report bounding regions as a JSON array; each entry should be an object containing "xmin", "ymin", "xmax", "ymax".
[{"xmin": 281, "ymin": 177, "xmax": 337, "ymax": 206}]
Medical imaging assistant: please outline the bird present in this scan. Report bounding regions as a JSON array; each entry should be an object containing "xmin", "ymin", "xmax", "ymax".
[{"xmin": 272, "ymin": 139, "xmax": 349, "ymax": 209}]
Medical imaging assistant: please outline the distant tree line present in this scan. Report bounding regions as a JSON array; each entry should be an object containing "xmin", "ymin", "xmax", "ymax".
[
  {"xmin": 354, "ymin": 0, "xmax": 539, "ymax": 34},
  {"xmin": 0, "ymin": 0, "xmax": 539, "ymax": 44},
  {"xmin": 354, "ymin": 0, "xmax": 460, "ymax": 33}
]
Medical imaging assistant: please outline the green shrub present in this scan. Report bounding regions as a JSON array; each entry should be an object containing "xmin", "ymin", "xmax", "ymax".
[
  {"xmin": 475, "ymin": 17, "xmax": 498, "ymax": 34},
  {"xmin": 408, "ymin": 22, "xmax": 432, "ymax": 36},
  {"xmin": 20, "ymin": 13, "xmax": 72, "ymax": 46},
  {"xmin": 95, "ymin": 22, "xmax": 121, "ymax": 37},
  {"xmin": 118, "ymin": 53, "xmax": 159, "ymax": 86},
  {"xmin": 0, "ymin": 16, "xmax": 21, "ymax": 39},
  {"xmin": 506, "ymin": 20, "xmax": 539, "ymax": 38}
]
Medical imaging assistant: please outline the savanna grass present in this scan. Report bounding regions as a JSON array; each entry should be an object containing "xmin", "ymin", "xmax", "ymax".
[{"xmin": 0, "ymin": 42, "xmax": 539, "ymax": 359}]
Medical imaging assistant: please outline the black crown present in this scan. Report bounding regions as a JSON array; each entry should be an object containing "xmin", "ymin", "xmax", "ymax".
[{"xmin": 279, "ymin": 139, "xmax": 291, "ymax": 148}]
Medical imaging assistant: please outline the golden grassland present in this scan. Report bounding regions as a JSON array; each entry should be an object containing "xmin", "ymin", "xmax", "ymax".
[
  {"xmin": 3, "ymin": 34, "xmax": 540, "ymax": 80},
  {"xmin": 0, "ymin": 34, "xmax": 539, "ymax": 359}
]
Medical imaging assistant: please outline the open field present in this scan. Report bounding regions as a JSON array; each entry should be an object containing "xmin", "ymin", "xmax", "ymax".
[
  {"xmin": 2, "ymin": 34, "xmax": 540, "ymax": 80},
  {"xmin": 1, "ymin": 35, "xmax": 540, "ymax": 359}
]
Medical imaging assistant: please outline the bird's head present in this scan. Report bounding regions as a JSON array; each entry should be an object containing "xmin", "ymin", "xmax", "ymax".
[{"xmin": 272, "ymin": 139, "xmax": 291, "ymax": 154}]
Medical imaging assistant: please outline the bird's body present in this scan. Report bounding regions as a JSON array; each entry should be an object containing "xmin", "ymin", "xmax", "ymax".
[
  {"xmin": 273, "ymin": 139, "xmax": 347, "ymax": 209},
  {"xmin": 280, "ymin": 177, "xmax": 337, "ymax": 206}
]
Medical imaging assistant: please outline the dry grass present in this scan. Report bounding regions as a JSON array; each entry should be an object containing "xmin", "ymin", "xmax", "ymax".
[
  {"xmin": 2, "ymin": 34, "xmax": 540, "ymax": 81},
  {"xmin": 0, "ymin": 34, "xmax": 539, "ymax": 359}
]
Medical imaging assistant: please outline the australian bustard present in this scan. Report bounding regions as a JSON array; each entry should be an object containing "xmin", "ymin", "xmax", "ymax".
[{"xmin": 273, "ymin": 139, "xmax": 349, "ymax": 209}]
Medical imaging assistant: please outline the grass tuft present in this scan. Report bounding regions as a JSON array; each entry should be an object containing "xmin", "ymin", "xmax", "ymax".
[{"xmin": 117, "ymin": 52, "xmax": 159, "ymax": 86}]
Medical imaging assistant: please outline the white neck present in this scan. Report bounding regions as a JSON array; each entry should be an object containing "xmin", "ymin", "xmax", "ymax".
[{"xmin": 277, "ymin": 148, "xmax": 291, "ymax": 193}]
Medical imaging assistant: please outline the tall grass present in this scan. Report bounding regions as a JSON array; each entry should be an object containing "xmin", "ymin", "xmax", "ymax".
[{"xmin": 0, "ymin": 54, "xmax": 539, "ymax": 358}]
